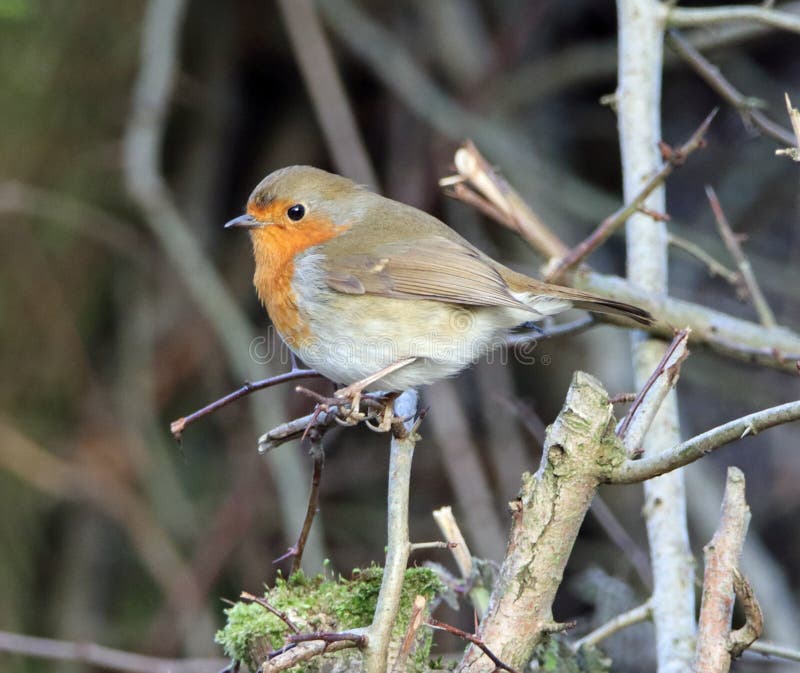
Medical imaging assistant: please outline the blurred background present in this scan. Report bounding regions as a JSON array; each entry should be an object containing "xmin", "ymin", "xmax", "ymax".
[{"xmin": 1, "ymin": 0, "xmax": 799, "ymax": 671}]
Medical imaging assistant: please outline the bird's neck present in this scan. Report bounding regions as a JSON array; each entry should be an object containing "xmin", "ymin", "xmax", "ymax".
[{"xmin": 250, "ymin": 221, "xmax": 347, "ymax": 337}]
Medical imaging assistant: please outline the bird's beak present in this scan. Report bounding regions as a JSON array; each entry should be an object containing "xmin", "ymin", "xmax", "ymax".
[{"xmin": 224, "ymin": 214, "xmax": 266, "ymax": 229}]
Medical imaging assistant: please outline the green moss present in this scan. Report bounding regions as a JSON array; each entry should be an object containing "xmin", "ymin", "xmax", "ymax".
[
  {"xmin": 216, "ymin": 567, "xmax": 443, "ymax": 672},
  {"xmin": 533, "ymin": 635, "xmax": 611, "ymax": 673}
]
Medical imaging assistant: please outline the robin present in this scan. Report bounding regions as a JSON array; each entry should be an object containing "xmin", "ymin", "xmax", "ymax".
[{"xmin": 226, "ymin": 166, "xmax": 651, "ymax": 404}]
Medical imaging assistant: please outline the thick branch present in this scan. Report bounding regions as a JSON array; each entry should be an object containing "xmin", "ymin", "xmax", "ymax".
[
  {"xmin": 456, "ymin": 372, "xmax": 621, "ymax": 673},
  {"xmin": 694, "ymin": 467, "xmax": 751, "ymax": 672}
]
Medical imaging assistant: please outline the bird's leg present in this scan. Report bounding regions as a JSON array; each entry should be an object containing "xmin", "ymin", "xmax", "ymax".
[{"xmin": 334, "ymin": 356, "xmax": 416, "ymax": 423}]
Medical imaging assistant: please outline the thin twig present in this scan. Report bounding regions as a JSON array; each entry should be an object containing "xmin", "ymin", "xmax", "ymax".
[
  {"xmin": 546, "ymin": 109, "xmax": 717, "ymax": 281},
  {"xmin": 170, "ymin": 369, "xmax": 320, "ymax": 440},
  {"xmin": 705, "ymin": 186, "xmax": 776, "ymax": 328},
  {"xmin": 667, "ymin": 232, "xmax": 742, "ymax": 289},
  {"xmin": 666, "ymin": 29, "xmax": 796, "ymax": 147},
  {"xmin": 611, "ymin": 399, "xmax": 800, "ymax": 483},
  {"xmin": 280, "ymin": 432, "xmax": 326, "ymax": 573},
  {"xmin": 427, "ymin": 620, "xmax": 521, "ymax": 673},
  {"xmin": 617, "ymin": 329, "xmax": 691, "ymax": 446},
  {"xmin": 240, "ymin": 592, "xmax": 300, "ymax": 634},
  {"xmin": 0, "ymin": 630, "xmax": 226, "ymax": 673},
  {"xmin": 571, "ymin": 601, "xmax": 652, "ymax": 650}
]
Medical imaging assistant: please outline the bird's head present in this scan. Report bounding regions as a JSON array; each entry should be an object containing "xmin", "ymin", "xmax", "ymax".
[{"xmin": 225, "ymin": 165, "xmax": 366, "ymax": 235}]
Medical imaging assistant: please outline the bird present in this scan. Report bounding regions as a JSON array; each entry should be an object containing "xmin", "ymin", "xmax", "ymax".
[{"xmin": 225, "ymin": 166, "xmax": 652, "ymax": 398}]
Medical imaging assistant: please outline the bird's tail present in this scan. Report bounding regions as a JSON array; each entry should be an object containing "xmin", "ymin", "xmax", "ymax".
[{"xmin": 568, "ymin": 295, "xmax": 653, "ymax": 326}]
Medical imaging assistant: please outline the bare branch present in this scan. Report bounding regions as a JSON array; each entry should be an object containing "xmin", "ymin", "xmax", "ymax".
[
  {"xmin": 170, "ymin": 369, "xmax": 320, "ymax": 440},
  {"xmin": 749, "ymin": 639, "xmax": 800, "ymax": 662},
  {"xmin": 240, "ymin": 592, "xmax": 300, "ymax": 634},
  {"xmin": 572, "ymin": 601, "xmax": 652, "ymax": 650},
  {"xmin": 611, "ymin": 400, "xmax": 800, "ymax": 483},
  {"xmin": 776, "ymin": 93, "xmax": 800, "ymax": 160},
  {"xmin": 666, "ymin": 29, "xmax": 796, "ymax": 147},
  {"xmin": 262, "ymin": 630, "xmax": 365, "ymax": 673},
  {"xmin": 705, "ymin": 186, "xmax": 776, "ymax": 328},
  {"xmin": 728, "ymin": 571, "xmax": 763, "ymax": 658},
  {"xmin": 669, "ymin": 4, "xmax": 800, "ymax": 34},
  {"xmin": 364, "ymin": 390, "xmax": 419, "ymax": 673},
  {"xmin": 432, "ymin": 506, "xmax": 490, "ymax": 618},
  {"xmin": 0, "ymin": 630, "xmax": 226, "ymax": 673},
  {"xmin": 667, "ymin": 233, "xmax": 742, "ymax": 288},
  {"xmin": 456, "ymin": 372, "xmax": 619, "ymax": 672},
  {"xmin": 546, "ymin": 109, "xmax": 717, "ymax": 281},
  {"xmin": 694, "ymin": 467, "xmax": 752, "ymax": 672},
  {"xmin": 429, "ymin": 620, "xmax": 521, "ymax": 673},
  {"xmin": 276, "ymin": 0, "xmax": 377, "ymax": 188},
  {"xmin": 617, "ymin": 329, "xmax": 691, "ymax": 450}
]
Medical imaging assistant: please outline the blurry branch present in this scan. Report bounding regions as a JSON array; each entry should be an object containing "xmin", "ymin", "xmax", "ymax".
[
  {"xmin": 0, "ymin": 180, "xmax": 146, "ymax": 262},
  {"xmin": 666, "ymin": 30, "xmax": 796, "ymax": 147},
  {"xmin": 610, "ymin": 399, "xmax": 800, "ymax": 483},
  {"xmin": 316, "ymin": 0, "xmax": 616, "ymax": 225},
  {"xmin": 0, "ymin": 419, "xmax": 205, "ymax": 628},
  {"xmin": 364, "ymin": 390, "xmax": 419, "ymax": 673},
  {"xmin": 776, "ymin": 93, "xmax": 800, "ymax": 161},
  {"xmin": 545, "ymin": 110, "xmax": 717, "ymax": 281},
  {"xmin": 667, "ymin": 233, "xmax": 742, "ymax": 288},
  {"xmin": 426, "ymin": 382, "xmax": 507, "ymax": 559},
  {"xmin": 169, "ymin": 368, "xmax": 320, "ymax": 440},
  {"xmin": 694, "ymin": 468, "xmax": 757, "ymax": 672},
  {"xmin": 276, "ymin": 0, "xmax": 378, "ymax": 188},
  {"xmin": 572, "ymin": 601, "xmax": 652, "ymax": 650},
  {"xmin": 123, "ymin": 0, "xmax": 323, "ymax": 566},
  {"xmin": 0, "ymin": 630, "xmax": 227, "ymax": 673},
  {"xmin": 669, "ymin": 3, "xmax": 800, "ymax": 34},
  {"xmin": 750, "ymin": 640, "xmax": 800, "ymax": 662},
  {"xmin": 443, "ymin": 142, "xmax": 800, "ymax": 373},
  {"xmin": 588, "ymin": 497, "xmax": 653, "ymax": 588},
  {"xmin": 705, "ymin": 186, "xmax": 776, "ymax": 328},
  {"xmin": 491, "ymin": 2, "xmax": 800, "ymax": 108}
]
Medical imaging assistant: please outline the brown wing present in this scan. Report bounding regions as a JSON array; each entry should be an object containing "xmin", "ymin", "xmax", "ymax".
[{"xmin": 324, "ymin": 237, "xmax": 529, "ymax": 310}]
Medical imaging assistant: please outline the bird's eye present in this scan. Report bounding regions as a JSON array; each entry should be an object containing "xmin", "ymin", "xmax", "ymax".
[{"xmin": 287, "ymin": 204, "xmax": 305, "ymax": 221}]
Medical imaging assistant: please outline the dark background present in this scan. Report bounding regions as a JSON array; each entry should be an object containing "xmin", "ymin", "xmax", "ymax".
[{"xmin": 1, "ymin": 1, "xmax": 799, "ymax": 671}]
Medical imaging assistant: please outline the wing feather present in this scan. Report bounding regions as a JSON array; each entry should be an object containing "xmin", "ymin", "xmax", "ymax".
[{"xmin": 324, "ymin": 237, "xmax": 528, "ymax": 310}]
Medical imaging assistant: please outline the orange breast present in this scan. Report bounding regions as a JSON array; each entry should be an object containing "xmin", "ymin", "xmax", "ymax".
[{"xmin": 250, "ymin": 211, "xmax": 347, "ymax": 343}]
